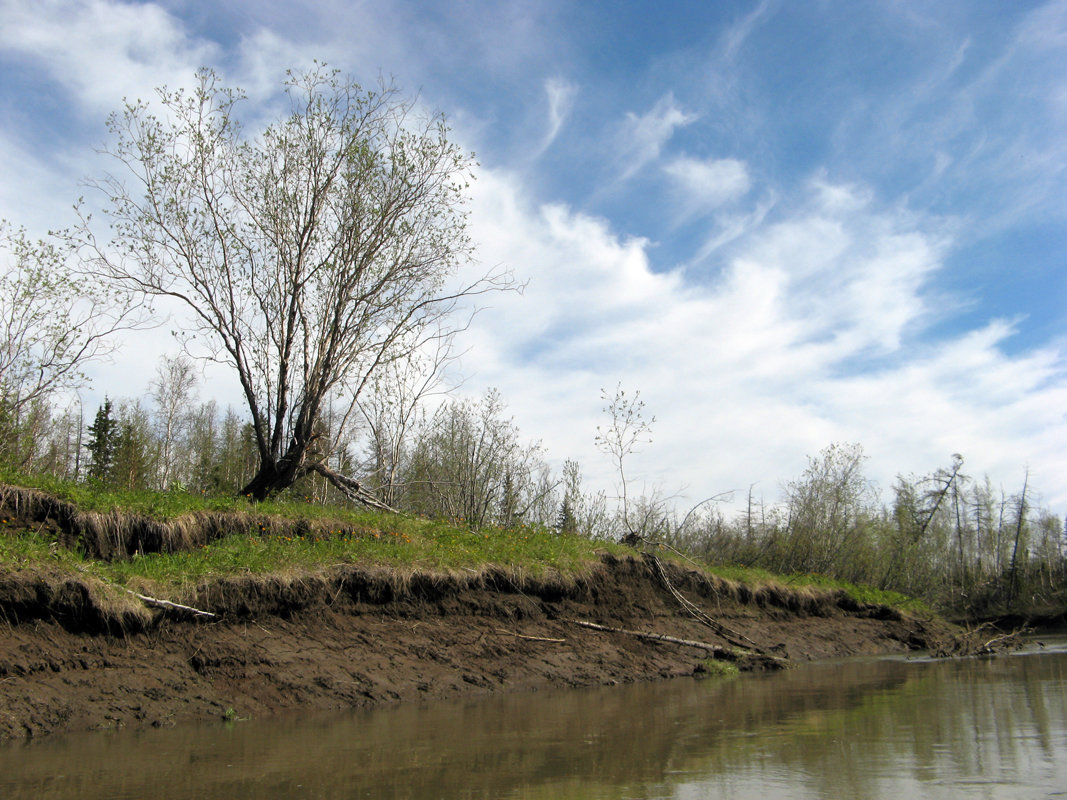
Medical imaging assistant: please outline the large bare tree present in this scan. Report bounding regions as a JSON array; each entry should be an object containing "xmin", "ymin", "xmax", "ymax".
[{"xmin": 78, "ymin": 66, "xmax": 507, "ymax": 504}]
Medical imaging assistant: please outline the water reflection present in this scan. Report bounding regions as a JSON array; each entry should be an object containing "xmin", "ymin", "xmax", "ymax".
[{"xmin": 3, "ymin": 641, "xmax": 1066, "ymax": 799}]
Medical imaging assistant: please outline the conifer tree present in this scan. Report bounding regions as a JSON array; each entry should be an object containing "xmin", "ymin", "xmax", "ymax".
[{"xmin": 85, "ymin": 398, "xmax": 117, "ymax": 483}]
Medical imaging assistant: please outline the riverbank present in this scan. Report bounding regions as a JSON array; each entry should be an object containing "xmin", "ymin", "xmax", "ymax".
[
  {"xmin": 0, "ymin": 551, "xmax": 954, "ymax": 739},
  {"xmin": 0, "ymin": 481, "xmax": 960, "ymax": 739}
]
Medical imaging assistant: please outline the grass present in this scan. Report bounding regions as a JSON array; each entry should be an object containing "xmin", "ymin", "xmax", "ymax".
[
  {"xmin": 0, "ymin": 480, "xmax": 630, "ymax": 594},
  {"xmin": 100, "ymin": 519, "xmax": 622, "ymax": 587},
  {"xmin": 703, "ymin": 562, "xmax": 929, "ymax": 613},
  {"xmin": 698, "ymin": 658, "xmax": 740, "ymax": 679},
  {"xmin": 0, "ymin": 465, "xmax": 390, "ymax": 520},
  {"xmin": 0, "ymin": 472, "xmax": 926, "ymax": 617},
  {"xmin": 781, "ymin": 572, "xmax": 929, "ymax": 613}
]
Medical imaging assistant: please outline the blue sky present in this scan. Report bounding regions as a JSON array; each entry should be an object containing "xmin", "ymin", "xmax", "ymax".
[{"xmin": 1, "ymin": 0, "xmax": 1065, "ymax": 513}]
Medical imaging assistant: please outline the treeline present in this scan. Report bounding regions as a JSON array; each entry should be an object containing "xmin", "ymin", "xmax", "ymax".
[
  {"xmin": 2, "ymin": 360, "xmax": 1064, "ymax": 618},
  {"xmin": 0, "ymin": 353, "xmax": 566, "ymax": 529},
  {"xmin": 659, "ymin": 444, "xmax": 1066, "ymax": 617}
]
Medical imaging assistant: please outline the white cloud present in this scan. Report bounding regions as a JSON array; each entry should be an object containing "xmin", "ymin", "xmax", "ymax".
[
  {"xmin": 2, "ymin": 0, "xmax": 1063, "ymax": 518},
  {"xmin": 0, "ymin": 0, "xmax": 218, "ymax": 116},
  {"xmin": 720, "ymin": 0, "xmax": 776, "ymax": 63},
  {"xmin": 663, "ymin": 156, "xmax": 751, "ymax": 215},
  {"xmin": 833, "ymin": 0, "xmax": 1067, "ymax": 232},
  {"xmin": 459, "ymin": 166, "xmax": 1067, "ymax": 513},
  {"xmin": 0, "ymin": 130, "xmax": 81, "ymax": 232},
  {"xmin": 617, "ymin": 93, "xmax": 697, "ymax": 180}
]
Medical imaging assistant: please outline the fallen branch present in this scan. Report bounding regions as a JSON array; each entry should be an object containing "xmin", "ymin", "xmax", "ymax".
[
  {"xmin": 928, "ymin": 622, "xmax": 1028, "ymax": 658},
  {"xmin": 563, "ymin": 618, "xmax": 788, "ymax": 668},
  {"xmin": 125, "ymin": 588, "xmax": 216, "ymax": 618},
  {"xmin": 308, "ymin": 461, "xmax": 397, "ymax": 513},
  {"xmin": 980, "ymin": 631, "xmax": 1024, "ymax": 652},
  {"xmin": 496, "ymin": 629, "xmax": 566, "ymax": 643},
  {"xmin": 74, "ymin": 563, "xmax": 217, "ymax": 618},
  {"xmin": 643, "ymin": 553, "xmax": 766, "ymax": 653},
  {"xmin": 565, "ymin": 619, "xmax": 726, "ymax": 653}
]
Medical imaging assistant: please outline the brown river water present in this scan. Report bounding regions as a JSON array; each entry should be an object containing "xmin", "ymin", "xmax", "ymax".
[{"xmin": 2, "ymin": 637, "xmax": 1066, "ymax": 799}]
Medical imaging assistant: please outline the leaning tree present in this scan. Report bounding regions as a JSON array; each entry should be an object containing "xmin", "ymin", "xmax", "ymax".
[{"xmin": 77, "ymin": 66, "xmax": 508, "ymax": 504}]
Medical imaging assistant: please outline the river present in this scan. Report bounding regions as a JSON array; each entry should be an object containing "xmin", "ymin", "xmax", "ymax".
[{"xmin": 2, "ymin": 637, "xmax": 1066, "ymax": 799}]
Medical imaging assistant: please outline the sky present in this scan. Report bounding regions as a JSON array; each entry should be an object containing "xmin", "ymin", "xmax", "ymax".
[{"xmin": 0, "ymin": 0, "xmax": 1065, "ymax": 516}]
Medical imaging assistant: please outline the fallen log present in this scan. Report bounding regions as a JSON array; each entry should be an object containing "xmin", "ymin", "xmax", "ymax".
[{"xmin": 563, "ymin": 619, "xmax": 788, "ymax": 669}]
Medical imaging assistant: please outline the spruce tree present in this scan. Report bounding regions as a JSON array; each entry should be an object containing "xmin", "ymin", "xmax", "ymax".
[
  {"xmin": 85, "ymin": 398, "xmax": 117, "ymax": 483},
  {"xmin": 556, "ymin": 497, "xmax": 577, "ymax": 535}
]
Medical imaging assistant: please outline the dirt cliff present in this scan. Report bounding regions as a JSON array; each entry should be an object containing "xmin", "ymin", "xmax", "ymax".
[{"xmin": 0, "ymin": 553, "xmax": 947, "ymax": 739}]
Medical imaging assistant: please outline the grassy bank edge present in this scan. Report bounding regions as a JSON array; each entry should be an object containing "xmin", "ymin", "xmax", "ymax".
[{"xmin": 0, "ymin": 475, "xmax": 929, "ymax": 624}]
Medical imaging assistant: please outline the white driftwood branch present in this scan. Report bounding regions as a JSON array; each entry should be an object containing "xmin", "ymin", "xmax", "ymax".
[
  {"xmin": 564, "ymin": 619, "xmax": 732, "ymax": 655},
  {"xmin": 497, "ymin": 628, "xmax": 566, "ymax": 643},
  {"xmin": 125, "ymin": 588, "xmax": 216, "ymax": 618},
  {"xmin": 563, "ymin": 618, "xmax": 789, "ymax": 666}
]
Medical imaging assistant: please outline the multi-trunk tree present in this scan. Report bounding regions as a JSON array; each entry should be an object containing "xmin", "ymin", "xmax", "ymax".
[{"xmin": 77, "ymin": 65, "xmax": 509, "ymax": 504}]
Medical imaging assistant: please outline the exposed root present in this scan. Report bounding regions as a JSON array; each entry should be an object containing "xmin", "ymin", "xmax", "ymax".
[
  {"xmin": 124, "ymin": 589, "xmax": 216, "ymax": 618},
  {"xmin": 496, "ymin": 629, "xmax": 566, "ymax": 643}
]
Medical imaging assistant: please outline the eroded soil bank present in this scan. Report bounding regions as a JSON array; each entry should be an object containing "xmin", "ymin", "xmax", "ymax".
[{"xmin": 0, "ymin": 553, "xmax": 952, "ymax": 740}]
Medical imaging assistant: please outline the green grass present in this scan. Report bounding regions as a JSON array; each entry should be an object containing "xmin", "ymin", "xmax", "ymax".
[
  {"xmin": 100, "ymin": 520, "xmax": 622, "ymax": 586},
  {"xmin": 700, "ymin": 562, "xmax": 928, "ymax": 613},
  {"xmin": 1, "ymin": 467, "xmax": 247, "ymax": 517},
  {"xmin": 0, "ymin": 466, "xmax": 412, "ymax": 521},
  {"xmin": 698, "ymin": 658, "xmax": 740, "ymax": 679},
  {"xmin": 0, "ymin": 472, "xmax": 925, "ymax": 617},
  {"xmin": 0, "ymin": 487, "xmax": 629, "ymax": 593},
  {"xmin": 782, "ymin": 572, "xmax": 929, "ymax": 612}
]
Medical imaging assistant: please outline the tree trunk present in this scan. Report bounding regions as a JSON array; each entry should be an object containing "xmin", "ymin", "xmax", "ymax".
[{"xmin": 239, "ymin": 441, "xmax": 306, "ymax": 501}]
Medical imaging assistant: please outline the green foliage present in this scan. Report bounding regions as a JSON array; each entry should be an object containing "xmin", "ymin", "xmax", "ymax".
[
  {"xmin": 85, "ymin": 399, "xmax": 117, "ymax": 483},
  {"xmin": 776, "ymin": 442, "xmax": 872, "ymax": 576},
  {"xmin": 0, "ymin": 222, "xmax": 139, "ymax": 423},
  {"xmin": 111, "ymin": 400, "xmax": 158, "ymax": 491},
  {"xmin": 556, "ymin": 497, "xmax": 577, "ymax": 535},
  {"xmin": 698, "ymin": 658, "xmax": 740, "ymax": 679},
  {"xmin": 664, "ymin": 446, "xmax": 1064, "ymax": 618}
]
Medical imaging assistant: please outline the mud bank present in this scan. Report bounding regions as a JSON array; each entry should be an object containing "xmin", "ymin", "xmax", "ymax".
[{"xmin": 0, "ymin": 553, "xmax": 949, "ymax": 740}]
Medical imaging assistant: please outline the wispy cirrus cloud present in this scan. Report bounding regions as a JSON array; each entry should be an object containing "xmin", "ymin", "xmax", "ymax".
[
  {"xmin": 1, "ymin": 0, "xmax": 1063, "ymax": 515},
  {"xmin": 616, "ymin": 93, "xmax": 697, "ymax": 180},
  {"xmin": 534, "ymin": 77, "xmax": 578, "ymax": 157}
]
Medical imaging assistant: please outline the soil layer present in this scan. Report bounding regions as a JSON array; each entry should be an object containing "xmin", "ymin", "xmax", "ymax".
[{"xmin": 0, "ymin": 553, "xmax": 950, "ymax": 740}]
